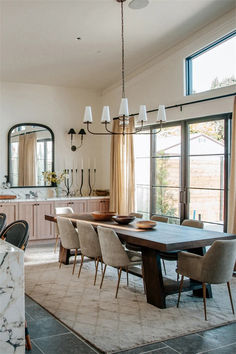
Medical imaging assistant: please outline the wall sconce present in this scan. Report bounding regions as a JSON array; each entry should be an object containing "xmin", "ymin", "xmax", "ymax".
[{"xmin": 68, "ymin": 128, "xmax": 86, "ymax": 151}]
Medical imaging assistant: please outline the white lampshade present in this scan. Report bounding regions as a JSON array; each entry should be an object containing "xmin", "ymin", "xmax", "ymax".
[
  {"xmin": 156, "ymin": 105, "xmax": 167, "ymax": 122},
  {"xmin": 137, "ymin": 105, "xmax": 147, "ymax": 122},
  {"xmin": 83, "ymin": 106, "xmax": 93, "ymax": 123},
  {"xmin": 119, "ymin": 98, "xmax": 129, "ymax": 117},
  {"xmin": 101, "ymin": 106, "xmax": 111, "ymax": 123}
]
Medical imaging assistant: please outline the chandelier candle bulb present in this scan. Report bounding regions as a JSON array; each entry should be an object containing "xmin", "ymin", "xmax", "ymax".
[
  {"xmin": 119, "ymin": 98, "xmax": 129, "ymax": 117},
  {"xmin": 83, "ymin": 106, "xmax": 93, "ymax": 123},
  {"xmin": 101, "ymin": 106, "xmax": 111, "ymax": 123},
  {"xmin": 137, "ymin": 105, "xmax": 147, "ymax": 122},
  {"xmin": 157, "ymin": 105, "xmax": 167, "ymax": 122}
]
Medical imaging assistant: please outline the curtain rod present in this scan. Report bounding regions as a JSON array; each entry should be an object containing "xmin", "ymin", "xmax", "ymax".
[{"xmin": 113, "ymin": 92, "xmax": 236, "ymax": 119}]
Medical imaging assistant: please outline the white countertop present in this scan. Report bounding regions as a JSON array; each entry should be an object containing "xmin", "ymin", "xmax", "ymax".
[{"xmin": 0, "ymin": 196, "xmax": 110, "ymax": 203}]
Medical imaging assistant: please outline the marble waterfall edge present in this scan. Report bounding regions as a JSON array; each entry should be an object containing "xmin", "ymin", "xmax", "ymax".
[{"xmin": 0, "ymin": 240, "xmax": 25, "ymax": 353}]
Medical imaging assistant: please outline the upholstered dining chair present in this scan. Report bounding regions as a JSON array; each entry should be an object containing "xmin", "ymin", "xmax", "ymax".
[
  {"xmin": 151, "ymin": 215, "xmax": 168, "ymax": 223},
  {"xmin": 151, "ymin": 215, "xmax": 168, "ymax": 274},
  {"xmin": 1, "ymin": 220, "xmax": 29, "ymax": 250},
  {"xmin": 57, "ymin": 216, "xmax": 80, "ymax": 274},
  {"xmin": 129, "ymin": 212, "xmax": 143, "ymax": 218},
  {"xmin": 77, "ymin": 221, "xmax": 102, "ymax": 285},
  {"xmin": 54, "ymin": 206, "xmax": 74, "ymax": 252},
  {"xmin": 159, "ymin": 219, "xmax": 204, "ymax": 278},
  {"xmin": 97, "ymin": 226, "xmax": 142, "ymax": 298},
  {"xmin": 176, "ymin": 239, "xmax": 236, "ymax": 320},
  {"xmin": 0, "ymin": 213, "xmax": 6, "ymax": 233}
]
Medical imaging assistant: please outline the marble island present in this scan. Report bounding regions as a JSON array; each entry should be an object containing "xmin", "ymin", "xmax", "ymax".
[{"xmin": 0, "ymin": 240, "xmax": 25, "ymax": 353}]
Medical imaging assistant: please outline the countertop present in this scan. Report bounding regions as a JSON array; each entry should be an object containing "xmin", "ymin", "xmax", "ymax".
[{"xmin": 0, "ymin": 196, "xmax": 110, "ymax": 203}]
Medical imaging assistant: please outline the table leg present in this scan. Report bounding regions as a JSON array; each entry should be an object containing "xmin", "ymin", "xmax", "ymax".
[
  {"xmin": 142, "ymin": 247, "xmax": 166, "ymax": 308},
  {"xmin": 59, "ymin": 243, "xmax": 70, "ymax": 265}
]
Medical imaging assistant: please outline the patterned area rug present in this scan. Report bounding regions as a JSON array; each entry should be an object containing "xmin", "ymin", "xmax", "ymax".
[{"xmin": 24, "ymin": 243, "xmax": 236, "ymax": 353}]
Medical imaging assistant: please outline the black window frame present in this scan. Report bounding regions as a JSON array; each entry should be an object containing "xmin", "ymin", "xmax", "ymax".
[{"xmin": 185, "ymin": 30, "xmax": 236, "ymax": 96}]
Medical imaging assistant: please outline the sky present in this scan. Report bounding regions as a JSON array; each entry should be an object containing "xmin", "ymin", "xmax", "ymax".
[{"xmin": 192, "ymin": 35, "xmax": 236, "ymax": 93}]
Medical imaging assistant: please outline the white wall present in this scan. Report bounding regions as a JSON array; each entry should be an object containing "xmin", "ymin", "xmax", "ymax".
[
  {"xmin": 102, "ymin": 9, "xmax": 236, "ymax": 123},
  {"xmin": 0, "ymin": 82, "xmax": 110, "ymax": 191}
]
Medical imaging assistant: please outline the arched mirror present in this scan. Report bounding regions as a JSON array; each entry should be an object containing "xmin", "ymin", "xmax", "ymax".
[{"xmin": 8, "ymin": 123, "xmax": 55, "ymax": 187}]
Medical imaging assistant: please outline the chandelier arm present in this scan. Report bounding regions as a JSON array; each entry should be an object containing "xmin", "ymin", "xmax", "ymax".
[{"xmin": 85, "ymin": 122, "xmax": 112, "ymax": 136}]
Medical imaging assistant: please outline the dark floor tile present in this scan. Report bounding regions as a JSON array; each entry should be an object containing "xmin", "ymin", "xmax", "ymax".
[
  {"xmin": 151, "ymin": 348, "xmax": 180, "ymax": 354},
  {"xmin": 27, "ymin": 317, "xmax": 69, "ymax": 339},
  {"xmin": 30, "ymin": 341, "xmax": 45, "ymax": 354},
  {"xmin": 26, "ymin": 302, "xmax": 52, "ymax": 320},
  {"xmin": 25, "ymin": 311, "xmax": 34, "ymax": 322},
  {"xmin": 116, "ymin": 342, "xmax": 166, "ymax": 353},
  {"xmin": 198, "ymin": 323, "xmax": 236, "ymax": 346},
  {"xmin": 34, "ymin": 332, "xmax": 97, "ymax": 354},
  {"xmin": 163, "ymin": 333, "xmax": 219, "ymax": 354},
  {"xmin": 25, "ymin": 295, "xmax": 38, "ymax": 307},
  {"xmin": 202, "ymin": 342, "xmax": 236, "ymax": 354}
]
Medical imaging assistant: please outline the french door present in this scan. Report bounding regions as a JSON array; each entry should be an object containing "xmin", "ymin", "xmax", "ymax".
[{"xmin": 135, "ymin": 113, "xmax": 231, "ymax": 232}]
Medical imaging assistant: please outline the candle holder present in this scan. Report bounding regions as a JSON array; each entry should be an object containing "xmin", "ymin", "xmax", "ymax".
[
  {"xmin": 88, "ymin": 168, "xmax": 96, "ymax": 196},
  {"xmin": 64, "ymin": 169, "xmax": 74, "ymax": 197},
  {"xmin": 79, "ymin": 169, "xmax": 84, "ymax": 196}
]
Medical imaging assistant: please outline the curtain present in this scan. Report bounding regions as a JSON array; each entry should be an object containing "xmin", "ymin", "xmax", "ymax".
[
  {"xmin": 228, "ymin": 97, "xmax": 236, "ymax": 234},
  {"xmin": 18, "ymin": 133, "xmax": 37, "ymax": 186},
  {"xmin": 109, "ymin": 118, "xmax": 135, "ymax": 214}
]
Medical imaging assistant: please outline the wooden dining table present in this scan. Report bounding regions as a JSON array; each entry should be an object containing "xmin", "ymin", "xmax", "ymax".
[{"xmin": 45, "ymin": 213, "xmax": 236, "ymax": 309}]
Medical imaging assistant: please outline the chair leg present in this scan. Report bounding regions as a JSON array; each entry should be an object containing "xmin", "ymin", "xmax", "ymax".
[
  {"xmin": 72, "ymin": 249, "xmax": 77, "ymax": 275},
  {"xmin": 126, "ymin": 266, "xmax": 129, "ymax": 286},
  {"xmin": 59, "ymin": 247, "xmax": 64, "ymax": 268},
  {"xmin": 115, "ymin": 267, "xmax": 122, "ymax": 298},
  {"xmin": 25, "ymin": 320, "xmax": 32, "ymax": 351},
  {"xmin": 162, "ymin": 259, "xmax": 167, "ymax": 275},
  {"xmin": 177, "ymin": 275, "xmax": 184, "ymax": 308},
  {"xmin": 54, "ymin": 234, "xmax": 59, "ymax": 253},
  {"xmin": 202, "ymin": 282, "xmax": 207, "ymax": 321},
  {"xmin": 227, "ymin": 281, "xmax": 235, "ymax": 314},
  {"xmin": 78, "ymin": 254, "xmax": 84, "ymax": 278},
  {"xmin": 94, "ymin": 257, "xmax": 99, "ymax": 286},
  {"xmin": 100, "ymin": 264, "xmax": 107, "ymax": 289},
  {"xmin": 142, "ymin": 263, "xmax": 146, "ymax": 294}
]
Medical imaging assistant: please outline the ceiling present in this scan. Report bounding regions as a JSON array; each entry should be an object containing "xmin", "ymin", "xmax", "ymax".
[{"xmin": 0, "ymin": 0, "xmax": 235, "ymax": 91}]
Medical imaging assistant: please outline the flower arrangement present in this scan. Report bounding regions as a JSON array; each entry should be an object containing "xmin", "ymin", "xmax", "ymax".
[{"xmin": 43, "ymin": 171, "xmax": 65, "ymax": 185}]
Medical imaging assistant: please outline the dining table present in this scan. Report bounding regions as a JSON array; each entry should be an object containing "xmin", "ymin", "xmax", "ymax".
[{"xmin": 45, "ymin": 213, "xmax": 236, "ymax": 309}]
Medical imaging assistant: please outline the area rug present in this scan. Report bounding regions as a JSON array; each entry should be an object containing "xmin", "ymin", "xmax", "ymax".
[{"xmin": 24, "ymin": 244, "xmax": 236, "ymax": 353}]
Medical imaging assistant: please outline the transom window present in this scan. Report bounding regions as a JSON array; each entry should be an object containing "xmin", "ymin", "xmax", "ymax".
[{"xmin": 186, "ymin": 30, "xmax": 236, "ymax": 95}]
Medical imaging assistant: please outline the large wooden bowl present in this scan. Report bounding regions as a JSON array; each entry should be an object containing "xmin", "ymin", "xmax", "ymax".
[
  {"xmin": 112, "ymin": 215, "xmax": 135, "ymax": 225},
  {"xmin": 136, "ymin": 220, "xmax": 156, "ymax": 229},
  {"xmin": 91, "ymin": 211, "xmax": 116, "ymax": 221}
]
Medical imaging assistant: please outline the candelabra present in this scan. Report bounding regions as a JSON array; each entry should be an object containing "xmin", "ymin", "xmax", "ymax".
[
  {"xmin": 64, "ymin": 169, "xmax": 73, "ymax": 197},
  {"xmin": 79, "ymin": 169, "xmax": 84, "ymax": 196},
  {"xmin": 88, "ymin": 168, "xmax": 96, "ymax": 196}
]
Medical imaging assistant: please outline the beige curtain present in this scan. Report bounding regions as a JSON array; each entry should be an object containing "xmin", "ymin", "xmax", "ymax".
[
  {"xmin": 228, "ymin": 97, "xmax": 236, "ymax": 234},
  {"xmin": 18, "ymin": 133, "xmax": 37, "ymax": 186},
  {"xmin": 110, "ymin": 118, "xmax": 135, "ymax": 214}
]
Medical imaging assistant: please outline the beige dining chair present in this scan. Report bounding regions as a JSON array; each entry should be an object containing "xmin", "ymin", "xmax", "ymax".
[
  {"xmin": 129, "ymin": 212, "xmax": 143, "ymax": 218},
  {"xmin": 97, "ymin": 226, "xmax": 142, "ymax": 298},
  {"xmin": 151, "ymin": 215, "xmax": 168, "ymax": 223},
  {"xmin": 176, "ymin": 239, "xmax": 236, "ymax": 320},
  {"xmin": 159, "ymin": 219, "xmax": 204, "ymax": 278},
  {"xmin": 77, "ymin": 221, "xmax": 102, "ymax": 285},
  {"xmin": 54, "ymin": 206, "xmax": 74, "ymax": 253},
  {"xmin": 151, "ymin": 215, "xmax": 168, "ymax": 274},
  {"xmin": 57, "ymin": 216, "xmax": 80, "ymax": 275}
]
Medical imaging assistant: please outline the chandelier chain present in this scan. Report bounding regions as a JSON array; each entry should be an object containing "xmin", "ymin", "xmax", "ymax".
[{"xmin": 121, "ymin": 0, "xmax": 125, "ymax": 98}]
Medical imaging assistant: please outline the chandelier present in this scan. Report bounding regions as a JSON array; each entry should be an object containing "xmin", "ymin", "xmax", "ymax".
[{"xmin": 83, "ymin": 0, "xmax": 167, "ymax": 136}]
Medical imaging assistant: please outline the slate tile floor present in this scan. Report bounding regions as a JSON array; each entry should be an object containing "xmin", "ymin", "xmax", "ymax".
[{"xmin": 26, "ymin": 295, "xmax": 236, "ymax": 354}]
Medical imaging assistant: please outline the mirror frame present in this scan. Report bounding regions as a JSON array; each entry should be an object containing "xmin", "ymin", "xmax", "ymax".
[{"xmin": 7, "ymin": 123, "xmax": 55, "ymax": 188}]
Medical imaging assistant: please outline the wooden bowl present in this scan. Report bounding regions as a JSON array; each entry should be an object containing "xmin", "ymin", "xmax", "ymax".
[
  {"xmin": 91, "ymin": 211, "xmax": 116, "ymax": 221},
  {"xmin": 112, "ymin": 215, "xmax": 135, "ymax": 225},
  {"xmin": 136, "ymin": 220, "xmax": 156, "ymax": 229}
]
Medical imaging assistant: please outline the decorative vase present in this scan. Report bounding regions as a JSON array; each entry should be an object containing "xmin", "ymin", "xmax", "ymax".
[{"xmin": 55, "ymin": 186, "xmax": 61, "ymax": 198}]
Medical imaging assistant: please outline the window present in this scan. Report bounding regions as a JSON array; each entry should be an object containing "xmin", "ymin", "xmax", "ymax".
[
  {"xmin": 134, "ymin": 114, "xmax": 231, "ymax": 232},
  {"xmin": 186, "ymin": 30, "xmax": 236, "ymax": 95}
]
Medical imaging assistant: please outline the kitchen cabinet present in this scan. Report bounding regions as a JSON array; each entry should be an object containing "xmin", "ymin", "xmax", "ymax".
[
  {"xmin": 54, "ymin": 200, "xmax": 87, "ymax": 214},
  {"xmin": 18, "ymin": 202, "xmax": 34, "ymax": 239},
  {"xmin": 0, "ymin": 203, "xmax": 18, "ymax": 224},
  {"xmin": 33, "ymin": 202, "xmax": 53, "ymax": 239},
  {"xmin": 87, "ymin": 199, "xmax": 109, "ymax": 213}
]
